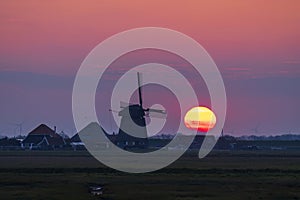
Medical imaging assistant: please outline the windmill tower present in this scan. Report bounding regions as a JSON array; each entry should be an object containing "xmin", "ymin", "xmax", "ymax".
[
  {"xmin": 115, "ymin": 72, "xmax": 166, "ymax": 149},
  {"xmin": 11, "ymin": 122, "xmax": 24, "ymax": 137},
  {"xmin": 250, "ymin": 123, "xmax": 261, "ymax": 134}
]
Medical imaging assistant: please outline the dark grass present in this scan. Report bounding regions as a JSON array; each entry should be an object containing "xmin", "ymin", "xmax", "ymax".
[{"xmin": 0, "ymin": 150, "xmax": 299, "ymax": 200}]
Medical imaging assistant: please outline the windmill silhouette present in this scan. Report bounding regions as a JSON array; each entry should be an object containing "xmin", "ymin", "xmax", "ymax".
[
  {"xmin": 113, "ymin": 72, "xmax": 166, "ymax": 149},
  {"xmin": 250, "ymin": 123, "xmax": 261, "ymax": 134},
  {"xmin": 10, "ymin": 121, "xmax": 24, "ymax": 137}
]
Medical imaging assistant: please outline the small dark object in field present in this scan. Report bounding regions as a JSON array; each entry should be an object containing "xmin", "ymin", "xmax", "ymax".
[{"xmin": 89, "ymin": 185, "xmax": 103, "ymax": 196}]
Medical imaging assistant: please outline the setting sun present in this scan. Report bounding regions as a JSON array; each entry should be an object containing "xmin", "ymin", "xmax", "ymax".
[{"xmin": 184, "ymin": 106, "xmax": 216, "ymax": 132}]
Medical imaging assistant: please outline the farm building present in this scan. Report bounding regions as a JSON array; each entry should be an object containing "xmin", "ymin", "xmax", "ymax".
[
  {"xmin": 22, "ymin": 124, "xmax": 66, "ymax": 150},
  {"xmin": 70, "ymin": 133, "xmax": 86, "ymax": 151},
  {"xmin": 70, "ymin": 126, "xmax": 114, "ymax": 151}
]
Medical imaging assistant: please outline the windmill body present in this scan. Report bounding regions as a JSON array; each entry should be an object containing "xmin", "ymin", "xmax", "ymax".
[
  {"xmin": 113, "ymin": 72, "xmax": 166, "ymax": 149},
  {"xmin": 116, "ymin": 104, "xmax": 148, "ymax": 149}
]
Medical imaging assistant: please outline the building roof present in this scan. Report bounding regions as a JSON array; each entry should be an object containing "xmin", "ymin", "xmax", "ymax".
[
  {"xmin": 23, "ymin": 124, "xmax": 66, "ymax": 146},
  {"xmin": 71, "ymin": 133, "xmax": 81, "ymax": 142},
  {"xmin": 28, "ymin": 124, "xmax": 58, "ymax": 137},
  {"xmin": 22, "ymin": 135, "xmax": 45, "ymax": 144},
  {"xmin": 71, "ymin": 125, "xmax": 108, "ymax": 142}
]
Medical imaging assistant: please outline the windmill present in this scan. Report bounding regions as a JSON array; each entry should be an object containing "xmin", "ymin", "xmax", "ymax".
[
  {"xmin": 113, "ymin": 72, "xmax": 167, "ymax": 149},
  {"xmin": 0, "ymin": 128, "xmax": 5, "ymax": 139},
  {"xmin": 11, "ymin": 121, "xmax": 24, "ymax": 137},
  {"xmin": 250, "ymin": 123, "xmax": 261, "ymax": 134}
]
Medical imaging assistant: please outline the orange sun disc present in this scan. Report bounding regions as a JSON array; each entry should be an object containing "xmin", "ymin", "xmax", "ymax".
[{"xmin": 184, "ymin": 106, "xmax": 217, "ymax": 132}]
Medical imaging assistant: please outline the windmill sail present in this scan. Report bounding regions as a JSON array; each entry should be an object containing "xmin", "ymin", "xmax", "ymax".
[
  {"xmin": 137, "ymin": 72, "xmax": 143, "ymax": 107},
  {"xmin": 120, "ymin": 101, "xmax": 134, "ymax": 109},
  {"xmin": 146, "ymin": 111, "xmax": 167, "ymax": 119},
  {"xmin": 148, "ymin": 108, "xmax": 167, "ymax": 114}
]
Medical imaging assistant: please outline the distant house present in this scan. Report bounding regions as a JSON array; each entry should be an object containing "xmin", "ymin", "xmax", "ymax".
[
  {"xmin": 70, "ymin": 126, "xmax": 115, "ymax": 151},
  {"xmin": 188, "ymin": 135, "xmax": 217, "ymax": 150},
  {"xmin": 214, "ymin": 135, "xmax": 237, "ymax": 150},
  {"xmin": 70, "ymin": 133, "xmax": 86, "ymax": 151},
  {"xmin": 22, "ymin": 124, "xmax": 66, "ymax": 150},
  {"xmin": 0, "ymin": 137, "xmax": 21, "ymax": 150}
]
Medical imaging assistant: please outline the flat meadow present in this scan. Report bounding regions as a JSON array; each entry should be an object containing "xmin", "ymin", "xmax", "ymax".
[{"xmin": 0, "ymin": 150, "xmax": 299, "ymax": 200}]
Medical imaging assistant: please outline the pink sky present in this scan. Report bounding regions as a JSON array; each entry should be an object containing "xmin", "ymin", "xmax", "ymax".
[{"xmin": 1, "ymin": 0, "xmax": 299, "ymax": 76}]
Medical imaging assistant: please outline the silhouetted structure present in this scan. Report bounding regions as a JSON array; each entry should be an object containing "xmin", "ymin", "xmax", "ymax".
[
  {"xmin": 115, "ymin": 72, "xmax": 166, "ymax": 149},
  {"xmin": 22, "ymin": 124, "xmax": 66, "ymax": 150},
  {"xmin": 70, "ymin": 133, "xmax": 86, "ymax": 151},
  {"xmin": 0, "ymin": 137, "xmax": 21, "ymax": 150}
]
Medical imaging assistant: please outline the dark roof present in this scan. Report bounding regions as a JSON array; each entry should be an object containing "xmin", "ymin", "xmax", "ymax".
[
  {"xmin": 22, "ymin": 135, "xmax": 45, "ymax": 144},
  {"xmin": 71, "ymin": 126, "xmax": 108, "ymax": 143},
  {"xmin": 71, "ymin": 133, "xmax": 81, "ymax": 142},
  {"xmin": 28, "ymin": 124, "xmax": 57, "ymax": 137}
]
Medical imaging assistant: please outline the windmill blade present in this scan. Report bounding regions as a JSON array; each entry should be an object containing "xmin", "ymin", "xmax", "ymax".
[
  {"xmin": 148, "ymin": 108, "xmax": 167, "ymax": 114},
  {"xmin": 9, "ymin": 121, "xmax": 25, "ymax": 135},
  {"xmin": 250, "ymin": 122, "xmax": 261, "ymax": 134},
  {"xmin": 120, "ymin": 101, "xmax": 134, "ymax": 108},
  {"xmin": 137, "ymin": 72, "xmax": 143, "ymax": 107},
  {"xmin": 109, "ymin": 108, "xmax": 119, "ymax": 113},
  {"xmin": 145, "ymin": 111, "xmax": 167, "ymax": 119}
]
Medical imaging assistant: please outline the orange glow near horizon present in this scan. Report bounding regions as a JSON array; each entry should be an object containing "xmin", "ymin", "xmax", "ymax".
[{"xmin": 184, "ymin": 106, "xmax": 216, "ymax": 132}]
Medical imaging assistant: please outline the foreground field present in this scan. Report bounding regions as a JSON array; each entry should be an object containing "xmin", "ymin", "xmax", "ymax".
[{"xmin": 0, "ymin": 150, "xmax": 299, "ymax": 200}]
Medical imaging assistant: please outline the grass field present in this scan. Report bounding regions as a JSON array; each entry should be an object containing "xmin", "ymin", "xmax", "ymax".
[{"xmin": 0, "ymin": 150, "xmax": 299, "ymax": 200}]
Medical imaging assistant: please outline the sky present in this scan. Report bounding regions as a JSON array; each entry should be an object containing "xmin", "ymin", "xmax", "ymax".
[{"xmin": 0, "ymin": 0, "xmax": 299, "ymax": 137}]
